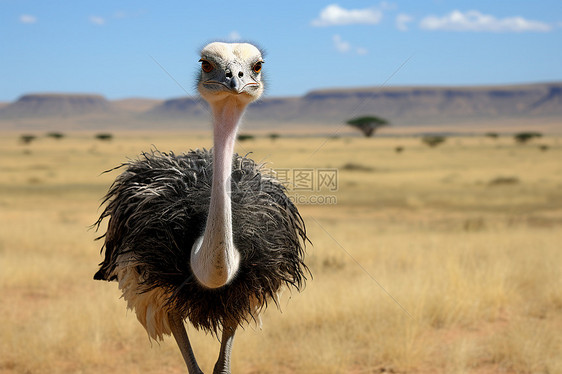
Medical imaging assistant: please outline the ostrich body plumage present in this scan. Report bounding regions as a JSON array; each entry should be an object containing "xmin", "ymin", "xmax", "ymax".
[{"xmin": 94, "ymin": 149, "xmax": 308, "ymax": 337}]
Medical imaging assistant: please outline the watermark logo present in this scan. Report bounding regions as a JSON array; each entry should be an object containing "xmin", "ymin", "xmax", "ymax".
[{"xmin": 265, "ymin": 168, "xmax": 338, "ymax": 205}]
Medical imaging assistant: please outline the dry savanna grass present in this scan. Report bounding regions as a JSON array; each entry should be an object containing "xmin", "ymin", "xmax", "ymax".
[{"xmin": 1, "ymin": 132, "xmax": 561, "ymax": 373}]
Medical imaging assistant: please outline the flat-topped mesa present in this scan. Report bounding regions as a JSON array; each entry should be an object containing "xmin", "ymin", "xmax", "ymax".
[{"xmin": 0, "ymin": 93, "xmax": 114, "ymax": 118}]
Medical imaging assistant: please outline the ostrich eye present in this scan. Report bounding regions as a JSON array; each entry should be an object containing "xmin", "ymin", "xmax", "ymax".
[
  {"xmin": 252, "ymin": 61, "xmax": 263, "ymax": 73},
  {"xmin": 200, "ymin": 60, "xmax": 213, "ymax": 73}
]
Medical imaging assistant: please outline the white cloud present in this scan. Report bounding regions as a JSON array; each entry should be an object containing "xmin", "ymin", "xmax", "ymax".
[
  {"xmin": 19, "ymin": 14, "xmax": 37, "ymax": 24},
  {"xmin": 396, "ymin": 13, "xmax": 413, "ymax": 31},
  {"xmin": 89, "ymin": 16, "xmax": 105, "ymax": 25},
  {"xmin": 356, "ymin": 47, "xmax": 368, "ymax": 55},
  {"xmin": 420, "ymin": 10, "xmax": 552, "ymax": 32},
  {"xmin": 312, "ymin": 4, "xmax": 383, "ymax": 27},
  {"xmin": 113, "ymin": 11, "xmax": 127, "ymax": 19},
  {"xmin": 333, "ymin": 34, "xmax": 350, "ymax": 52},
  {"xmin": 333, "ymin": 35, "xmax": 367, "ymax": 55},
  {"xmin": 227, "ymin": 31, "xmax": 241, "ymax": 41},
  {"xmin": 113, "ymin": 10, "xmax": 146, "ymax": 19},
  {"xmin": 379, "ymin": 1, "xmax": 397, "ymax": 11}
]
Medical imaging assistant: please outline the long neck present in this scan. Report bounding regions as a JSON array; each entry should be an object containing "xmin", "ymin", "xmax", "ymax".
[{"xmin": 191, "ymin": 98, "xmax": 245, "ymax": 289}]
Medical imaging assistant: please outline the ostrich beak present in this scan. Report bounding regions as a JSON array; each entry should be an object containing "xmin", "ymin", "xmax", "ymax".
[
  {"xmin": 225, "ymin": 75, "xmax": 259, "ymax": 95},
  {"xmin": 228, "ymin": 76, "xmax": 242, "ymax": 93}
]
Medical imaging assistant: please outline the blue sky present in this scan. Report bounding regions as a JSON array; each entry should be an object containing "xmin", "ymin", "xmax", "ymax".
[{"xmin": 1, "ymin": 1, "xmax": 561, "ymax": 101}]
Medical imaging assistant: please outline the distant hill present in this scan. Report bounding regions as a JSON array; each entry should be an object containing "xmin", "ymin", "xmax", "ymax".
[
  {"xmin": 1, "ymin": 83, "xmax": 561, "ymax": 132},
  {"xmin": 142, "ymin": 82, "xmax": 562, "ymax": 126},
  {"xmin": 144, "ymin": 96, "xmax": 209, "ymax": 119},
  {"xmin": 113, "ymin": 98, "xmax": 164, "ymax": 113},
  {"xmin": 0, "ymin": 93, "xmax": 117, "ymax": 118},
  {"xmin": 294, "ymin": 83, "xmax": 562, "ymax": 124}
]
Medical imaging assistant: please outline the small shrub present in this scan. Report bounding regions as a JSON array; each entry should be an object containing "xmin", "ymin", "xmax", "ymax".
[
  {"xmin": 322, "ymin": 256, "xmax": 346, "ymax": 271},
  {"xmin": 95, "ymin": 133, "xmax": 113, "ymax": 141},
  {"xmin": 514, "ymin": 132, "xmax": 542, "ymax": 144},
  {"xmin": 46, "ymin": 132, "xmax": 65, "ymax": 140},
  {"xmin": 421, "ymin": 135, "xmax": 446, "ymax": 148},
  {"xmin": 485, "ymin": 132, "xmax": 499, "ymax": 139},
  {"xmin": 20, "ymin": 134, "xmax": 36, "ymax": 144},
  {"xmin": 395, "ymin": 146, "xmax": 404, "ymax": 153},
  {"xmin": 237, "ymin": 134, "xmax": 255, "ymax": 141},
  {"xmin": 488, "ymin": 176, "xmax": 520, "ymax": 186},
  {"xmin": 268, "ymin": 133, "xmax": 281, "ymax": 141},
  {"xmin": 341, "ymin": 163, "xmax": 374, "ymax": 172},
  {"xmin": 464, "ymin": 217, "xmax": 486, "ymax": 232},
  {"xmin": 539, "ymin": 144, "xmax": 549, "ymax": 152}
]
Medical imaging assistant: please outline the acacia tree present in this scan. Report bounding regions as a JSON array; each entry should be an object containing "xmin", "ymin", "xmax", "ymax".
[
  {"xmin": 421, "ymin": 135, "xmax": 446, "ymax": 147},
  {"xmin": 514, "ymin": 132, "xmax": 542, "ymax": 144},
  {"xmin": 346, "ymin": 115, "xmax": 389, "ymax": 137}
]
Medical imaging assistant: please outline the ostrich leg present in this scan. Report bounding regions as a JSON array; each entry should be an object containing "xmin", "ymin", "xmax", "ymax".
[
  {"xmin": 213, "ymin": 320, "xmax": 238, "ymax": 374},
  {"xmin": 169, "ymin": 312, "xmax": 203, "ymax": 374}
]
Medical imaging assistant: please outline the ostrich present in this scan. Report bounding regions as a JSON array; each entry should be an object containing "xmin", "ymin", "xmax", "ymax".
[{"xmin": 93, "ymin": 42, "xmax": 308, "ymax": 374}]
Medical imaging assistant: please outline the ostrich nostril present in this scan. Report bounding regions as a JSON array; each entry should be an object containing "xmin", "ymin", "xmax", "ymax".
[
  {"xmin": 225, "ymin": 71, "xmax": 233, "ymax": 78},
  {"xmin": 238, "ymin": 71, "xmax": 244, "ymax": 78}
]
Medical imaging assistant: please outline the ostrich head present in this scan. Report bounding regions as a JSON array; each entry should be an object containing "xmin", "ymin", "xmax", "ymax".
[{"xmin": 197, "ymin": 42, "xmax": 265, "ymax": 106}]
